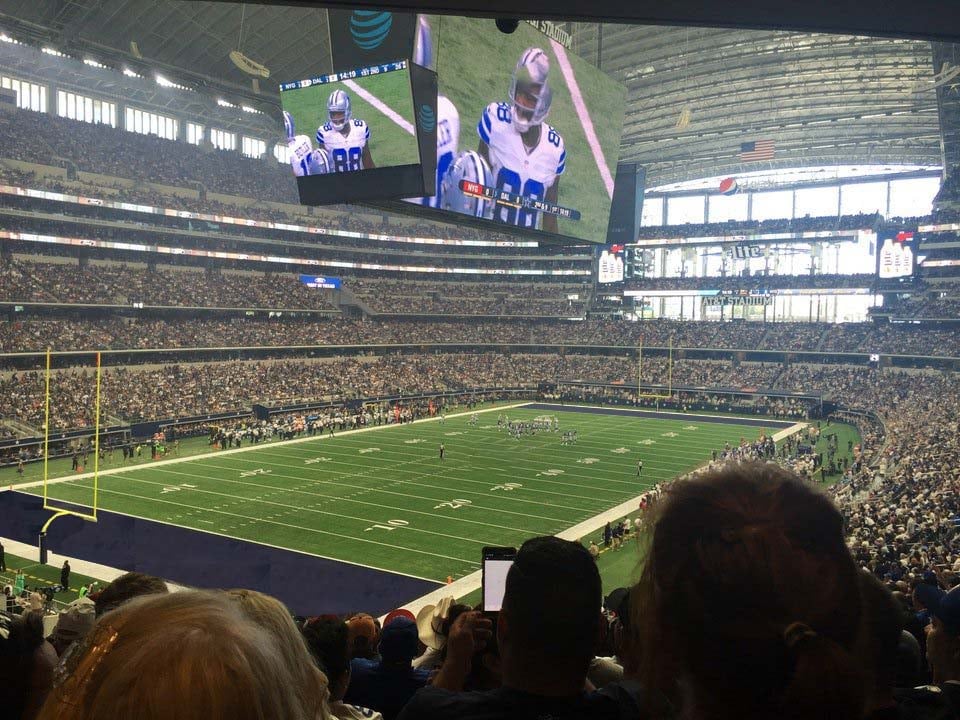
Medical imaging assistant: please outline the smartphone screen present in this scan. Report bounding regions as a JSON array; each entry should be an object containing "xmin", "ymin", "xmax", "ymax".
[{"xmin": 482, "ymin": 547, "xmax": 516, "ymax": 612}]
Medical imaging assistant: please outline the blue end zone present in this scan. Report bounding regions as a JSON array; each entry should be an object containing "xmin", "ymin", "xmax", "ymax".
[
  {"xmin": 0, "ymin": 491, "xmax": 440, "ymax": 615},
  {"xmin": 523, "ymin": 403, "xmax": 796, "ymax": 429}
]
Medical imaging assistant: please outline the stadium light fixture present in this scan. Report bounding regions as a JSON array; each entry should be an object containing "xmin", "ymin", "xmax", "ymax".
[
  {"xmin": 0, "ymin": 32, "xmax": 20, "ymax": 45},
  {"xmin": 156, "ymin": 74, "xmax": 191, "ymax": 91},
  {"xmin": 122, "ymin": 67, "xmax": 142, "ymax": 78},
  {"xmin": 241, "ymin": 105, "xmax": 261, "ymax": 114},
  {"xmin": 41, "ymin": 46, "xmax": 66, "ymax": 58},
  {"xmin": 83, "ymin": 57, "xmax": 109, "ymax": 69},
  {"xmin": 217, "ymin": 98, "xmax": 237, "ymax": 108}
]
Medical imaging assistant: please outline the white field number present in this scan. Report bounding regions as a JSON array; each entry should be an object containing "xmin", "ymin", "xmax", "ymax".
[{"xmin": 365, "ymin": 519, "xmax": 410, "ymax": 532}]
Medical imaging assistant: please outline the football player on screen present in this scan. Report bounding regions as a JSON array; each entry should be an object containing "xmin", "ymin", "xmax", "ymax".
[
  {"xmin": 414, "ymin": 16, "xmax": 461, "ymax": 209},
  {"xmin": 283, "ymin": 111, "xmax": 332, "ymax": 177},
  {"xmin": 440, "ymin": 150, "xmax": 495, "ymax": 218},
  {"xmin": 316, "ymin": 89, "xmax": 376, "ymax": 172},
  {"xmin": 477, "ymin": 47, "xmax": 566, "ymax": 234}
]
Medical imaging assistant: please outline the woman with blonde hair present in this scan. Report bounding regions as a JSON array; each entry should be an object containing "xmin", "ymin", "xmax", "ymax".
[
  {"xmin": 630, "ymin": 462, "xmax": 865, "ymax": 720},
  {"xmin": 37, "ymin": 589, "xmax": 327, "ymax": 720},
  {"xmin": 226, "ymin": 588, "xmax": 332, "ymax": 720}
]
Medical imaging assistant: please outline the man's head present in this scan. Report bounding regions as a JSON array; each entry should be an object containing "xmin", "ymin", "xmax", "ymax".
[
  {"xmin": 378, "ymin": 616, "xmax": 420, "ymax": 666},
  {"xmin": 327, "ymin": 89, "xmax": 352, "ymax": 132},
  {"xmin": 346, "ymin": 613, "xmax": 379, "ymax": 659},
  {"xmin": 509, "ymin": 48, "xmax": 552, "ymax": 134},
  {"xmin": 497, "ymin": 536, "xmax": 601, "ymax": 693},
  {"xmin": 93, "ymin": 572, "xmax": 168, "ymax": 617},
  {"xmin": 302, "ymin": 616, "xmax": 351, "ymax": 701},
  {"xmin": 919, "ymin": 584, "xmax": 960, "ymax": 682}
]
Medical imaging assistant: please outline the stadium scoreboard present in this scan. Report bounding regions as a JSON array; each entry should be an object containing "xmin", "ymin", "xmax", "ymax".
[{"xmin": 459, "ymin": 180, "xmax": 582, "ymax": 221}]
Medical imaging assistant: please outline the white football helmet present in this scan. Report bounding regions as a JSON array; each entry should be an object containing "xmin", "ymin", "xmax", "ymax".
[
  {"xmin": 440, "ymin": 150, "xmax": 494, "ymax": 218},
  {"xmin": 509, "ymin": 47, "xmax": 553, "ymax": 133},
  {"xmin": 327, "ymin": 89, "xmax": 352, "ymax": 131},
  {"xmin": 306, "ymin": 146, "xmax": 333, "ymax": 175},
  {"xmin": 283, "ymin": 110, "xmax": 296, "ymax": 141},
  {"xmin": 414, "ymin": 16, "xmax": 433, "ymax": 69}
]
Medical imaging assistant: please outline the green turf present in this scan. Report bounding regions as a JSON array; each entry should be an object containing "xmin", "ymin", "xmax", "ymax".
[
  {"xmin": 24, "ymin": 405, "xmax": 786, "ymax": 584},
  {"xmin": 280, "ymin": 67, "xmax": 419, "ymax": 169},
  {"xmin": 1, "ymin": 552, "xmax": 105, "ymax": 606},
  {"xmin": 426, "ymin": 15, "xmax": 626, "ymax": 242}
]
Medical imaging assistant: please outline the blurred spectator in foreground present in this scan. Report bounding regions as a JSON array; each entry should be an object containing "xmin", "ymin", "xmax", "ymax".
[
  {"xmin": 631, "ymin": 463, "xmax": 865, "ymax": 720},
  {"xmin": 91, "ymin": 571, "xmax": 168, "ymax": 617},
  {"xmin": 36, "ymin": 590, "xmax": 324, "ymax": 720}
]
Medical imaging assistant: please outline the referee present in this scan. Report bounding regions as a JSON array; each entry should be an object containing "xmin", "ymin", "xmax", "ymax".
[
  {"xmin": 439, "ymin": 443, "xmax": 445, "ymax": 461},
  {"xmin": 637, "ymin": 459, "xmax": 643, "ymax": 477}
]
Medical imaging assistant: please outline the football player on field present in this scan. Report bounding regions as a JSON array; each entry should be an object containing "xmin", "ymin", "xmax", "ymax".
[
  {"xmin": 477, "ymin": 47, "xmax": 566, "ymax": 234},
  {"xmin": 316, "ymin": 89, "xmax": 376, "ymax": 172},
  {"xmin": 283, "ymin": 111, "xmax": 332, "ymax": 177}
]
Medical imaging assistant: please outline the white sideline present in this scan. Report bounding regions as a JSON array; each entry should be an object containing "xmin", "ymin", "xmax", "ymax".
[
  {"xmin": 342, "ymin": 79, "xmax": 416, "ymax": 136},
  {"xmin": 5, "ymin": 403, "xmax": 528, "ymax": 492},
  {"xmin": 549, "ymin": 40, "xmax": 615, "ymax": 199}
]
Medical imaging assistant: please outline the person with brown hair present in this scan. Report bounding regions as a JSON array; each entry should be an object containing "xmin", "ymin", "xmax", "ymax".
[
  {"xmin": 92, "ymin": 571, "xmax": 168, "ymax": 617},
  {"xmin": 36, "ymin": 590, "xmax": 325, "ymax": 720},
  {"xmin": 630, "ymin": 462, "xmax": 865, "ymax": 720}
]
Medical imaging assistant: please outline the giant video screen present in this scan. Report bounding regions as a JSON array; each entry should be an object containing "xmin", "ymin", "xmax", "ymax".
[
  {"xmin": 280, "ymin": 60, "xmax": 436, "ymax": 204},
  {"xmin": 407, "ymin": 16, "xmax": 627, "ymax": 244}
]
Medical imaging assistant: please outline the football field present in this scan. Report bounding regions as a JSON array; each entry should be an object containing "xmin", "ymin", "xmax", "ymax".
[{"xmin": 23, "ymin": 404, "xmax": 789, "ymax": 584}]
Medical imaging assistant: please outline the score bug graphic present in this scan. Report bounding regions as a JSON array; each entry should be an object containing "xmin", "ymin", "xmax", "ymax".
[{"xmin": 459, "ymin": 179, "xmax": 581, "ymax": 220}]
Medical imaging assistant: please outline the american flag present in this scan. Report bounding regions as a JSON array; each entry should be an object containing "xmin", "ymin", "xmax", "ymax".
[{"xmin": 739, "ymin": 140, "xmax": 776, "ymax": 161}]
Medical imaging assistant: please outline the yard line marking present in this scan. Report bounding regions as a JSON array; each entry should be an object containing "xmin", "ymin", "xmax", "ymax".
[
  {"xmin": 38, "ymin": 481, "xmax": 480, "ymax": 568},
  {"xmin": 549, "ymin": 40, "xmax": 614, "ymax": 199},
  {"xmin": 342, "ymin": 79, "xmax": 415, "ymax": 136},
  {"xmin": 12, "ymin": 402, "xmax": 528, "ymax": 491},
  {"xmin": 148, "ymin": 464, "xmax": 571, "ymax": 528}
]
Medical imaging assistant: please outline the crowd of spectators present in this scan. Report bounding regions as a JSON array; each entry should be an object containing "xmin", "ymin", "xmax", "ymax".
[
  {"xmin": 11, "ymin": 461, "xmax": 960, "ymax": 720},
  {"xmin": 636, "ymin": 211, "xmax": 880, "ymax": 240},
  {"xmin": 3, "ymin": 314, "xmax": 960, "ymax": 357},
  {"xmin": 0, "ymin": 354, "xmax": 645, "ymax": 429},
  {"xmin": 347, "ymin": 278, "xmax": 587, "ymax": 316},
  {"xmin": 882, "ymin": 294, "xmax": 960, "ymax": 319},
  {"xmin": 0, "ymin": 117, "xmax": 574, "ymax": 250},
  {"xmin": 625, "ymin": 273, "xmax": 876, "ymax": 291},
  {"xmin": 0, "ymin": 258, "xmax": 339, "ymax": 310}
]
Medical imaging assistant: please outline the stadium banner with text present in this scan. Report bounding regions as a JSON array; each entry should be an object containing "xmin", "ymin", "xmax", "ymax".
[
  {"xmin": 299, "ymin": 275, "xmax": 343, "ymax": 289},
  {"xmin": 400, "ymin": 14, "xmax": 627, "ymax": 244}
]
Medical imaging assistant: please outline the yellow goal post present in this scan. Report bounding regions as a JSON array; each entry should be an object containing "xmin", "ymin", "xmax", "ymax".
[
  {"xmin": 636, "ymin": 337, "xmax": 674, "ymax": 401},
  {"xmin": 41, "ymin": 348, "xmax": 101, "ymax": 528}
]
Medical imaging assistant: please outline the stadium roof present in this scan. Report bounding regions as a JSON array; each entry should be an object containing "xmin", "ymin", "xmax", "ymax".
[
  {"xmin": 571, "ymin": 25, "xmax": 943, "ymax": 187},
  {"xmin": 0, "ymin": 1, "xmax": 946, "ymax": 187}
]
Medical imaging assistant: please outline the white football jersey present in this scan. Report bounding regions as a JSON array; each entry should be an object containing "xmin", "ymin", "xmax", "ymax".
[
  {"xmin": 425, "ymin": 95, "xmax": 460, "ymax": 208},
  {"xmin": 289, "ymin": 135, "xmax": 320, "ymax": 177},
  {"xmin": 316, "ymin": 119, "xmax": 370, "ymax": 172},
  {"xmin": 477, "ymin": 101, "xmax": 566, "ymax": 229}
]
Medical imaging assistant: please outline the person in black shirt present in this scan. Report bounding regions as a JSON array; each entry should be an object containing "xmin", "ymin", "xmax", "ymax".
[{"xmin": 397, "ymin": 536, "xmax": 617, "ymax": 720}]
